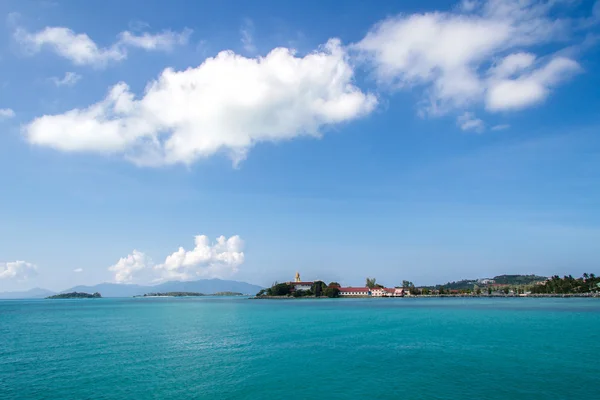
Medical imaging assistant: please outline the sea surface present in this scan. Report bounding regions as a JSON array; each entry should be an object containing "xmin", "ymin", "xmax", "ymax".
[{"xmin": 1, "ymin": 297, "xmax": 599, "ymax": 399}]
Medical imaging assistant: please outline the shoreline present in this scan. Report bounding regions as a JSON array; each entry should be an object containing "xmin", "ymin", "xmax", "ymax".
[{"xmin": 252, "ymin": 293, "xmax": 600, "ymax": 299}]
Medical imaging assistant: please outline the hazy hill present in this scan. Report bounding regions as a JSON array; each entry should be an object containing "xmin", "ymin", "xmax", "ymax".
[
  {"xmin": 62, "ymin": 279, "xmax": 263, "ymax": 298},
  {"xmin": 0, "ymin": 287, "xmax": 57, "ymax": 299},
  {"xmin": 492, "ymin": 275, "xmax": 547, "ymax": 285},
  {"xmin": 434, "ymin": 274, "xmax": 548, "ymax": 289}
]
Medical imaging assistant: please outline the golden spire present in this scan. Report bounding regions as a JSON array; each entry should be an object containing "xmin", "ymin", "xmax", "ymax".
[{"xmin": 295, "ymin": 272, "xmax": 300, "ymax": 282}]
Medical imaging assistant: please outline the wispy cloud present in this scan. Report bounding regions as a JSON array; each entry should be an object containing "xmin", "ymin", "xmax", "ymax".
[
  {"xmin": 51, "ymin": 71, "xmax": 81, "ymax": 87},
  {"xmin": 240, "ymin": 18, "xmax": 257, "ymax": 53},
  {"xmin": 457, "ymin": 112, "xmax": 484, "ymax": 133},
  {"xmin": 491, "ymin": 124, "xmax": 510, "ymax": 131}
]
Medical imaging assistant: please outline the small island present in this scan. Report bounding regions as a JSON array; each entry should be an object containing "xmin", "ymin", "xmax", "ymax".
[
  {"xmin": 134, "ymin": 292, "xmax": 205, "ymax": 297},
  {"xmin": 213, "ymin": 291, "xmax": 244, "ymax": 296},
  {"xmin": 47, "ymin": 292, "xmax": 102, "ymax": 299}
]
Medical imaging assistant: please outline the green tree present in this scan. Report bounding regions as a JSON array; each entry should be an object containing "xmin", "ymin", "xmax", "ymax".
[
  {"xmin": 324, "ymin": 287, "xmax": 340, "ymax": 298},
  {"xmin": 268, "ymin": 282, "xmax": 292, "ymax": 296},
  {"xmin": 328, "ymin": 282, "xmax": 341, "ymax": 287},
  {"xmin": 312, "ymin": 281, "xmax": 327, "ymax": 297},
  {"xmin": 402, "ymin": 280, "xmax": 414, "ymax": 288},
  {"xmin": 366, "ymin": 277, "xmax": 377, "ymax": 289}
]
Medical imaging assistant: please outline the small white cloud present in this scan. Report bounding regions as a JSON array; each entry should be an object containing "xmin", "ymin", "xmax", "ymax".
[
  {"xmin": 23, "ymin": 39, "xmax": 377, "ymax": 167},
  {"xmin": 457, "ymin": 112, "xmax": 484, "ymax": 133},
  {"xmin": 73, "ymin": 268, "xmax": 83, "ymax": 273},
  {"xmin": 108, "ymin": 250, "xmax": 152, "ymax": 283},
  {"xmin": 155, "ymin": 235, "xmax": 245, "ymax": 281},
  {"xmin": 486, "ymin": 57, "xmax": 581, "ymax": 111},
  {"xmin": 0, "ymin": 108, "xmax": 15, "ymax": 119},
  {"xmin": 240, "ymin": 19, "xmax": 256, "ymax": 53},
  {"xmin": 0, "ymin": 261, "xmax": 37, "ymax": 280},
  {"xmin": 491, "ymin": 124, "xmax": 510, "ymax": 131},
  {"xmin": 51, "ymin": 71, "xmax": 82, "ymax": 87},
  {"xmin": 15, "ymin": 27, "xmax": 126, "ymax": 67},
  {"xmin": 15, "ymin": 26, "xmax": 191, "ymax": 67}
]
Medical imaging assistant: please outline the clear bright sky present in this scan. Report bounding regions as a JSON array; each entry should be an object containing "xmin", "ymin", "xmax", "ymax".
[{"xmin": 1, "ymin": 0, "xmax": 599, "ymax": 292}]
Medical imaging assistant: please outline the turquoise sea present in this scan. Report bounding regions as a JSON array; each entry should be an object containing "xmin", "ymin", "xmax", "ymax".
[{"xmin": 1, "ymin": 297, "xmax": 599, "ymax": 399}]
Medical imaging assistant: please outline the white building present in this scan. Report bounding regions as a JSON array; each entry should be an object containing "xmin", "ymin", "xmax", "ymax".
[
  {"xmin": 290, "ymin": 282, "xmax": 314, "ymax": 291},
  {"xmin": 339, "ymin": 287, "xmax": 370, "ymax": 296},
  {"xmin": 371, "ymin": 287, "xmax": 405, "ymax": 297}
]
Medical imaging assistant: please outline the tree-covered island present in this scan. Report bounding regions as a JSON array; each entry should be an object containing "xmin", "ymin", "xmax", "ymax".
[
  {"xmin": 134, "ymin": 292, "xmax": 205, "ymax": 297},
  {"xmin": 212, "ymin": 291, "xmax": 244, "ymax": 296},
  {"xmin": 46, "ymin": 292, "xmax": 102, "ymax": 299}
]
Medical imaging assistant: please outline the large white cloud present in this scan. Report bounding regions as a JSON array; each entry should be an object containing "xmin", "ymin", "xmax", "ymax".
[
  {"xmin": 155, "ymin": 235, "xmax": 245, "ymax": 281},
  {"xmin": 0, "ymin": 261, "xmax": 37, "ymax": 280},
  {"xmin": 23, "ymin": 39, "xmax": 377, "ymax": 166},
  {"xmin": 108, "ymin": 250, "xmax": 152, "ymax": 283},
  {"xmin": 15, "ymin": 26, "xmax": 191, "ymax": 67},
  {"xmin": 354, "ymin": 0, "xmax": 582, "ymax": 115},
  {"xmin": 108, "ymin": 235, "xmax": 245, "ymax": 283}
]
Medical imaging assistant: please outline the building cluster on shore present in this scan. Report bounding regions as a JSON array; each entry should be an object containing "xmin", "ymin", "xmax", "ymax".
[
  {"xmin": 256, "ymin": 272, "xmax": 600, "ymax": 298},
  {"xmin": 287, "ymin": 273, "xmax": 407, "ymax": 297}
]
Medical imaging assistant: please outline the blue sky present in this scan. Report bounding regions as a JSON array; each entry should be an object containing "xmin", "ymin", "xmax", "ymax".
[{"xmin": 1, "ymin": 0, "xmax": 599, "ymax": 291}]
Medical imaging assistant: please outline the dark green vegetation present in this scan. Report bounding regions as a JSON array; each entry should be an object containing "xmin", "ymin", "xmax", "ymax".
[
  {"xmin": 530, "ymin": 274, "xmax": 600, "ymax": 294},
  {"xmin": 47, "ymin": 292, "xmax": 101, "ymax": 299},
  {"xmin": 490, "ymin": 275, "xmax": 548, "ymax": 285},
  {"xmin": 257, "ymin": 281, "xmax": 340, "ymax": 298},
  {"xmin": 213, "ymin": 292, "xmax": 244, "ymax": 296},
  {"xmin": 428, "ymin": 275, "xmax": 547, "ymax": 291},
  {"xmin": 136, "ymin": 292, "xmax": 205, "ymax": 297}
]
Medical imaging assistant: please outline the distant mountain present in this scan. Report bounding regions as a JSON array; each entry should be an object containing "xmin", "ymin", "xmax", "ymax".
[
  {"xmin": 0, "ymin": 287, "xmax": 57, "ymax": 299},
  {"xmin": 61, "ymin": 279, "xmax": 263, "ymax": 298},
  {"xmin": 62, "ymin": 283, "xmax": 148, "ymax": 298},
  {"xmin": 152, "ymin": 279, "xmax": 263, "ymax": 295}
]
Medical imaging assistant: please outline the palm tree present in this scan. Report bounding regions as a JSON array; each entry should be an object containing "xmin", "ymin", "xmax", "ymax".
[{"xmin": 365, "ymin": 277, "xmax": 377, "ymax": 289}]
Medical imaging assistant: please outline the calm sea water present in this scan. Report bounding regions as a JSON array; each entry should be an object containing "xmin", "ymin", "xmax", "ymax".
[{"xmin": 1, "ymin": 297, "xmax": 599, "ymax": 399}]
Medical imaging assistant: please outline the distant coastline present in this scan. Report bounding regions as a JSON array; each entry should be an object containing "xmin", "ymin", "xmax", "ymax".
[
  {"xmin": 254, "ymin": 273, "xmax": 600, "ymax": 299},
  {"xmin": 253, "ymin": 293, "xmax": 600, "ymax": 299}
]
